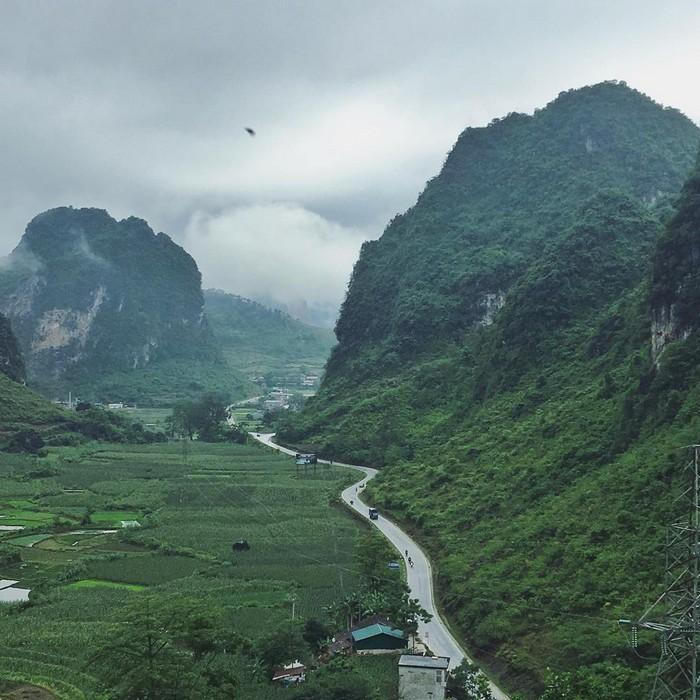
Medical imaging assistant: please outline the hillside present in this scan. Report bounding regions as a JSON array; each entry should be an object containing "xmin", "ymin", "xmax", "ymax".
[
  {"xmin": 0, "ymin": 356, "xmax": 151, "ymax": 450},
  {"xmin": 204, "ymin": 289, "xmax": 335, "ymax": 385},
  {"xmin": 0, "ymin": 207, "xmax": 248, "ymax": 405},
  {"xmin": 280, "ymin": 82, "xmax": 700, "ymax": 696}
]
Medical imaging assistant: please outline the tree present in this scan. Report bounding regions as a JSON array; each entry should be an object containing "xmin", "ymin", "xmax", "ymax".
[
  {"xmin": 6, "ymin": 428, "xmax": 44, "ymax": 454},
  {"xmin": 446, "ymin": 661, "xmax": 494, "ymax": 700},
  {"xmin": 255, "ymin": 622, "xmax": 309, "ymax": 674},
  {"xmin": 92, "ymin": 596, "xmax": 227, "ymax": 699},
  {"xmin": 537, "ymin": 664, "xmax": 648, "ymax": 700},
  {"xmin": 302, "ymin": 618, "xmax": 330, "ymax": 651},
  {"xmin": 290, "ymin": 657, "xmax": 373, "ymax": 700},
  {"xmin": 195, "ymin": 392, "xmax": 229, "ymax": 441},
  {"xmin": 171, "ymin": 392, "xmax": 231, "ymax": 441},
  {"xmin": 171, "ymin": 401, "xmax": 198, "ymax": 440}
]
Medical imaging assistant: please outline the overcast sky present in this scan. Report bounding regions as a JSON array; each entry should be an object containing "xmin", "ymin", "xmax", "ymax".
[{"xmin": 1, "ymin": 1, "xmax": 699, "ymax": 321}]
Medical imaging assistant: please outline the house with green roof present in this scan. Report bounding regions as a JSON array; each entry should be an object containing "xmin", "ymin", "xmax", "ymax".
[{"xmin": 351, "ymin": 623, "xmax": 407, "ymax": 652}]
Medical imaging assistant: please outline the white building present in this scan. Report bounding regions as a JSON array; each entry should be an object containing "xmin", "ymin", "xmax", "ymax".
[{"xmin": 398, "ymin": 655, "xmax": 450, "ymax": 700}]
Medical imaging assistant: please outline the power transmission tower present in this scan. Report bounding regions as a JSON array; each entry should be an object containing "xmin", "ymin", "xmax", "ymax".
[{"xmin": 621, "ymin": 445, "xmax": 700, "ymax": 699}]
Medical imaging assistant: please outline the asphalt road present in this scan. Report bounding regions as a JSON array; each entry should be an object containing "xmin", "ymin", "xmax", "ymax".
[{"xmin": 252, "ymin": 432, "xmax": 508, "ymax": 700}]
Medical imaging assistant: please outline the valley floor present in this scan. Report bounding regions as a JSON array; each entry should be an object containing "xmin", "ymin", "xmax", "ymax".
[{"xmin": 0, "ymin": 441, "xmax": 397, "ymax": 699}]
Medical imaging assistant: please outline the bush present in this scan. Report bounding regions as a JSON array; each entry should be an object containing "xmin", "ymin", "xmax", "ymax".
[
  {"xmin": 5, "ymin": 429, "xmax": 44, "ymax": 454},
  {"xmin": 0, "ymin": 544, "xmax": 21, "ymax": 568}
]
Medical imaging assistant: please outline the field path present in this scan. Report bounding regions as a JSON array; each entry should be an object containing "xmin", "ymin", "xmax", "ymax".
[{"xmin": 252, "ymin": 432, "xmax": 509, "ymax": 700}]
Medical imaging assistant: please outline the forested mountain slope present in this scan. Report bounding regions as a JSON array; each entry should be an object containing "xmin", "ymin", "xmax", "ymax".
[
  {"xmin": 280, "ymin": 82, "xmax": 700, "ymax": 696},
  {"xmin": 0, "ymin": 313, "xmax": 24, "ymax": 382},
  {"xmin": 0, "ymin": 208, "xmax": 248, "ymax": 404},
  {"xmin": 204, "ymin": 289, "xmax": 335, "ymax": 382}
]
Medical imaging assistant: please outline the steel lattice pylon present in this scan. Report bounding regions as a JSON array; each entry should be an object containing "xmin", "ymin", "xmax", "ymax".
[{"xmin": 621, "ymin": 445, "xmax": 700, "ymax": 699}]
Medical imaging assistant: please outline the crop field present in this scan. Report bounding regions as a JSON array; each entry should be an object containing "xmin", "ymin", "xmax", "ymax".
[
  {"xmin": 0, "ymin": 441, "xmax": 383, "ymax": 698},
  {"xmin": 229, "ymin": 407, "xmax": 265, "ymax": 431},
  {"xmin": 111, "ymin": 406, "xmax": 172, "ymax": 432}
]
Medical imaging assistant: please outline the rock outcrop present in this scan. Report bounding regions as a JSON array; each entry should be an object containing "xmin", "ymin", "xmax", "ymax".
[{"xmin": 0, "ymin": 207, "xmax": 217, "ymax": 394}]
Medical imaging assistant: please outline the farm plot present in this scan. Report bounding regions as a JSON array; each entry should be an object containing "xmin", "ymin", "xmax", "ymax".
[{"xmin": 0, "ymin": 441, "xmax": 366, "ymax": 697}]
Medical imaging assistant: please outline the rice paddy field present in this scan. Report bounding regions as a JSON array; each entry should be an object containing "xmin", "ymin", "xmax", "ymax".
[{"xmin": 0, "ymin": 441, "xmax": 397, "ymax": 699}]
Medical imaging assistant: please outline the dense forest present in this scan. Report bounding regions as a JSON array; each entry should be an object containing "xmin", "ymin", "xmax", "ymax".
[{"xmin": 280, "ymin": 82, "xmax": 700, "ymax": 695}]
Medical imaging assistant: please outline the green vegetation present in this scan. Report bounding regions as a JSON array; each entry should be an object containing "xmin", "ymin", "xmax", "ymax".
[
  {"xmin": 281, "ymin": 82, "xmax": 700, "ymax": 696},
  {"xmin": 0, "ymin": 314, "xmax": 24, "ymax": 383},
  {"xmin": 205, "ymin": 288, "xmax": 335, "ymax": 385},
  {"xmin": 65, "ymin": 579, "xmax": 146, "ymax": 591},
  {"xmin": 0, "ymin": 372, "xmax": 168, "ymax": 451},
  {"xmin": 170, "ymin": 392, "xmax": 246, "ymax": 442},
  {"xmin": 73, "ymin": 357, "xmax": 250, "ymax": 408},
  {"xmin": 0, "ymin": 441, "xmax": 399, "ymax": 698}
]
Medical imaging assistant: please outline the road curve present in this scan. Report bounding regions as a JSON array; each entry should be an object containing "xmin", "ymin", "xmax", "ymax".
[{"xmin": 252, "ymin": 432, "xmax": 508, "ymax": 700}]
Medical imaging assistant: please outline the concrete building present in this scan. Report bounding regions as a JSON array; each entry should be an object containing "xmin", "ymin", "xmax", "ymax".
[{"xmin": 398, "ymin": 655, "xmax": 450, "ymax": 700}]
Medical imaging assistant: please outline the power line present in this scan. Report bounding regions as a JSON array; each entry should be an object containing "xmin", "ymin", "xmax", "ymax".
[{"xmin": 621, "ymin": 444, "xmax": 700, "ymax": 699}]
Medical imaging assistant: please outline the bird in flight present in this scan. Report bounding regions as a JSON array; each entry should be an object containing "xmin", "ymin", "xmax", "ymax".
[{"xmin": 245, "ymin": 127, "xmax": 256, "ymax": 137}]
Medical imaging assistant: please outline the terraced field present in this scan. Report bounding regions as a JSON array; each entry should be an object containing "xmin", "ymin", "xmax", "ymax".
[{"xmin": 0, "ymin": 442, "xmax": 380, "ymax": 698}]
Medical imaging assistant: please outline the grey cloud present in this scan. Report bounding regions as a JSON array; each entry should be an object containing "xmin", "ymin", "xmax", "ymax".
[
  {"xmin": 184, "ymin": 203, "xmax": 371, "ymax": 309},
  {"xmin": 0, "ymin": 0, "xmax": 698, "ymax": 309}
]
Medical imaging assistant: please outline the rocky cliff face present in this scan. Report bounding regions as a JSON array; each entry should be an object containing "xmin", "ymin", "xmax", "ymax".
[
  {"xmin": 0, "ymin": 207, "xmax": 216, "ymax": 394},
  {"xmin": 650, "ymin": 157, "xmax": 700, "ymax": 364},
  {"xmin": 0, "ymin": 313, "xmax": 25, "ymax": 382}
]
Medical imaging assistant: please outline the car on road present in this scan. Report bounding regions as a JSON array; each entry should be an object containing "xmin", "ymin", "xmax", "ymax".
[{"xmin": 369, "ymin": 507, "xmax": 379, "ymax": 520}]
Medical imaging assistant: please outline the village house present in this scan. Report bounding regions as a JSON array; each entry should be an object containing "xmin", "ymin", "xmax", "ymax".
[
  {"xmin": 352, "ymin": 623, "xmax": 407, "ymax": 653},
  {"xmin": 329, "ymin": 616, "xmax": 407, "ymax": 655},
  {"xmin": 398, "ymin": 655, "xmax": 450, "ymax": 700},
  {"xmin": 271, "ymin": 660, "xmax": 306, "ymax": 686}
]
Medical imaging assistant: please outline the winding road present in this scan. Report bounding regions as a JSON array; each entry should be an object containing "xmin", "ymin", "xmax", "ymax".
[{"xmin": 252, "ymin": 432, "xmax": 508, "ymax": 700}]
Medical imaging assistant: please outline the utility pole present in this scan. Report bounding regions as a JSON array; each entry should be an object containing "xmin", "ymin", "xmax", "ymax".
[{"xmin": 621, "ymin": 445, "xmax": 700, "ymax": 699}]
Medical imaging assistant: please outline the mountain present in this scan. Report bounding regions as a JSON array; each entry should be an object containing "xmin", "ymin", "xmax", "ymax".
[
  {"xmin": 204, "ymin": 289, "xmax": 335, "ymax": 384},
  {"xmin": 0, "ymin": 207, "xmax": 248, "ymax": 404},
  {"xmin": 254, "ymin": 295, "xmax": 340, "ymax": 329},
  {"xmin": 280, "ymin": 82, "xmax": 700, "ymax": 696}
]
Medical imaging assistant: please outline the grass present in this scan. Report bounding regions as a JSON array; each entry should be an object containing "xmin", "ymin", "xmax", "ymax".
[
  {"xmin": 116, "ymin": 407, "xmax": 172, "ymax": 432},
  {"xmin": 84, "ymin": 554, "xmax": 206, "ymax": 585},
  {"xmin": 66, "ymin": 579, "xmax": 146, "ymax": 591},
  {"xmin": 5, "ymin": 534, "xmax": 53, "ymax": 547},
  {"xmin": 90, "ymin": 511, "xmax": 140, "ymax": 524}
]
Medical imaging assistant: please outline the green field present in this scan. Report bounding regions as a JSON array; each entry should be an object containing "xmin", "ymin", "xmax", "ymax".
[
  {"xmin": 229, "ymin": 407, "xmax": 265, "ymax": 432},
  {"xmin": 66, "ymin": 579, "xmax": 146, "ymax": 591},
  {"xmin": 113, "ymin": 407, "xmax": 172, "ymax": 432},
  {"xmin": 89, "ymin": 511, "xmax": 140, "ymax": 524},
  {"xmin": 0, "ymin": 441, "xmax": 397, "ymax": 698}
]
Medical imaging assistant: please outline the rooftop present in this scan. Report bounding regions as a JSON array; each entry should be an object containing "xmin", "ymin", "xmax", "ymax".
[
  {"xmin": 398, "ymin": 655, "xmax": 450, "ymax": 670},
  {"xmin": 352, "ymin": 623, "xmax": 405, "ymax": 642}
]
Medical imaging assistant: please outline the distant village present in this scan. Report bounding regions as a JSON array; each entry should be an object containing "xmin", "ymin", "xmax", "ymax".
[{"xmin": 52, "ymin": 372, "xmax": 322, "ymax": 429}]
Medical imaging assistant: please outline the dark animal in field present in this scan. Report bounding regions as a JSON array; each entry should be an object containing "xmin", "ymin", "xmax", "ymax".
[{"xmin": 232, "ymin": 540, "xmax": 250, "ymax": 552}]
